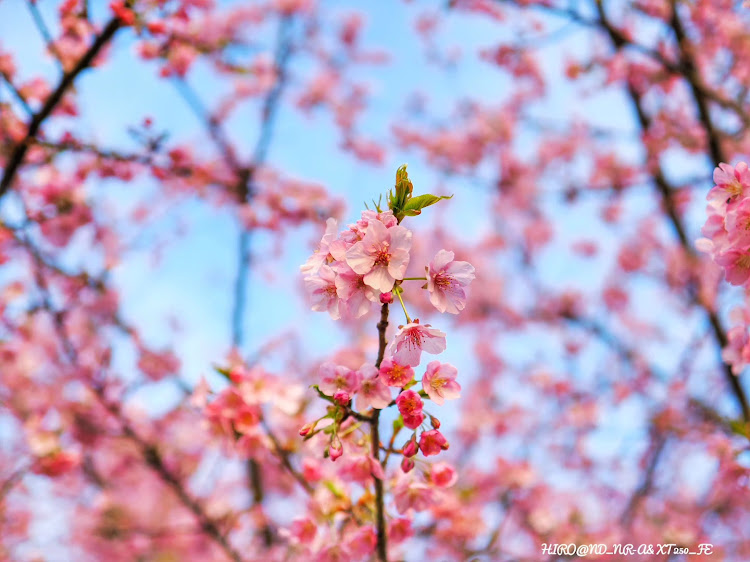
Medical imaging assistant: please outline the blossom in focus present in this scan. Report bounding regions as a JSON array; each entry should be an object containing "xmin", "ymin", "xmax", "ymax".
[
  {"xmin": 345, "ymin": 219, "xmax": 412, "ymax": 292},
  {"xmin": 715, "ymin": 249, "xmax": 750, "ymax": 286},
  {"xmin": 421, "ymin": 361, "xmax": 461, "ymax": 405},
  {"xmin": 419, "ymin": 429, "xmax": 449, "ymax": 456},
  {"xmin": 396, "ymin": 390, "xmax": 424, "ymax": 429},
  {"xmin": 379, "ymin": 358, "xmax": 415, "ymax": 387},
  {"xmin": 304, "ymin": 264, "xmax": 344, "ymax": 319},
  {"xmin": 698, "ymin": 162, "xmax": 750, "ymax": 288},
  {"xmin": 389, "ymin": 321, "xmax": 447, "ymax": 367},
  {"xmin": 707, "ymin": 162, "xmax": 750, "ymax": 206},
  {"xmin": 426, "ymin": 249, "xmax": 475, "ymax": 314}
]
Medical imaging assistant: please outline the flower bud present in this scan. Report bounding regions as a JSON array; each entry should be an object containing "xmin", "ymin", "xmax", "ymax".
[
  {"xmin": 400, "ymin": 456, "xmax": 415, "ymax": 473},
  {"xmin": 299, "ymin": 422, "xmax": 316, "ymax": 437},
  {"xmin": 329, "ymin": 435, "xmax": 343, "ymax": 461},
  {"xmin": 429, "ymin": 415, "xmax": 441, "ymax": 429},
  {"xmin": 380, "ymin": 291, "xmax": 394, "ymax": 304},
  {"xmin": 402, "ymin": 434, "xmax": 418, "ymax": 457},
  {"xmin": 333, "ymin": 391, "xmax": 350, "ymax": 406}
]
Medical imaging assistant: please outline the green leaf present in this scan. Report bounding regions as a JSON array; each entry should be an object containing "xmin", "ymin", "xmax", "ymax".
[
  {"xmin": 729, "ymin": 418, "xmax": 750, "ymax": 439},
  {"xmin": 403, "ymin": 193, "xmax": 453, "ymax": 214},
  {"xmin": 214, "ymin": 366, "xmax": 232, "ymax": 381}
]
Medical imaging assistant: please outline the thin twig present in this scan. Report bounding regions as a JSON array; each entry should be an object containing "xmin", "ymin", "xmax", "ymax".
[{"xmin": 0, "ymin": 13, "xmax": 126, "ymax": 199}]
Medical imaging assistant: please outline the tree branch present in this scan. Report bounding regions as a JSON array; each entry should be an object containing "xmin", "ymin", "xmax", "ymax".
[
  {"xmin": 0, "ymin": 14, "xmax": 125, "ymax": 198},
  {"xmin": 372, "ymin": 303, "xmax": 389, "ymax": 562}
]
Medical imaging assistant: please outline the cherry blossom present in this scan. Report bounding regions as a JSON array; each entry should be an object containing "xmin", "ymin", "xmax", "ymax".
[
  {"xmin": 421, "ymin": 361, "xmax": 461, "ymax": 405},
  {"xmin": 389, "ymin": 321, "xmax": 447, "ymax": 367},
  {"xmin": 419, "ymin": 429, "xmax": 449, "ymax": 457},
  {"xmin": 345, "ymin": 219, "xmax": 413, "ymax": 292},
  {"xmin": 379, "ymin": 358, "xmax": 415, "ymax": 387},
  {"xmin": 396, "ymin": 390, "xmax": 425, "ymax": 430},
  {"xmin": 426, "ymin": 249, "xmax": 476, "ymax": 314}
]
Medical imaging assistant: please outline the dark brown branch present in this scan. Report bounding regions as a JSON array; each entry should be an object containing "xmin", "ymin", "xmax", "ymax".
[
  {"xmin": 595, "ymin": 0, "xmax": 750, "ymax": 426},
  {"xmin": 0, "ymin": 14, "xmax": 125, "ymax": 199},
  {"xmin": 620, "ymin": 430, "xmax": 668, "ymax": 525},
  {"xmin": 372, "ymin": 303, "xmax": 389, "ymax": 562}
]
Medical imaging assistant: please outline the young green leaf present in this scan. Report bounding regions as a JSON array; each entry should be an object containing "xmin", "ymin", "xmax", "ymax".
[{"xmin": 402, "ymin": 193, "xmax": 453, "ymax": 214}]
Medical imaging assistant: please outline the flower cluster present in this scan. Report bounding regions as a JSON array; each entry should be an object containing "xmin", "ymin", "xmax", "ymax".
[
  {"xmin": 300, "ymin": 166, "xmax": 475, "ymax": 481},
  {"xmin": 301, "ymin": 209, "xmax": 411, "ymax": 319},
  {"xmin": 302, "ymin": 212, "xmax": 476, "ymax": 319},
  {"xmin": 698, "ymin": 162, "xmax": 750, "ymax": 286}
]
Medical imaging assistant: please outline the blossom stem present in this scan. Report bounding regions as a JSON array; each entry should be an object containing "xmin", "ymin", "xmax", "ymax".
[
  {"xmin": 372, "ymin": 303, "xmax": 389, "ymax": 562},
  {"xmin": 402, "ymin": 277, "xmax": 427, "ymax": 281},
  {"xmin": 395, "ymin": 290, "xmax": 412, "ymax": 324}
]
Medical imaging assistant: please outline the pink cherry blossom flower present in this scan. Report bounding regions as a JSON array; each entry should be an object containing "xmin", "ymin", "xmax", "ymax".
[
  {"xmin": 285, "ymin": 518, "xmax": 317, "ymax": 544},
  {"xmin": 394, "ymin": 479, "xmax": 435, "ymax": 513},
  {"xmin": 389, "ymin": 321, "xmax": 447, "ymax": 367},
  {"xmin": 426, "ymin": 249, "xmax": 476, "ymax": 314},
  {"xmin": 421, "ymin": 361, "xmax": 461, "ymax": 405},
  {"xmin": 341, "ymin": 454, "xmax": 385, "ymax": 483},
  {"xmin": 333, "ymin": 262, "xmax": 378, "ymax": 318},
  {"xmin": 379, "ymin": 358, "xmax": 415, "ymax": 387},
  {"xmin": 300, "ymin": 217, "xmax": 338, "ymax": 276},
  {"xmin": 722, "ymin": 306, "xmax": 750, "ymax": 375},
  {"xmin": 715, "ymin": 249, "xmax": 750, "ymax": 286},
  {"xmin": 137, "ymin": 347, "xmax": 180, "ymax": 381},
  {"xmin": 419, "ymin": 429, "xmax": 449, "ymax": 456},
  {"xmin": 725, "ymin": 197, "xmax": 750, "ymax": 249},
  {"xmin": 304, "ymin": 264, "xmax": 344, "ymax": 319},
  {"xmin": 345, "ymin": 527, "xmax": 377, "ymax": 559},
  {"xmin": 430, "ymin": 462, "xmax": 458, "ymax": 488},
  {"xmin": 345, "ymin": 219, "xmax": 412, "ymax": 292},
  {"xmin": 355, "ymin": 364, "xmax": 391, "ymax": 411},
  {"xmin": 388, "ymin": 518, "xmax": 415, "ymax": 543},
  {"xmin": 708, "ymin": 162, "xmax": 750, "ymax": 206},
  {"xmin": 318, "ymin": 362, "xmax": 361, "ymax": 396},
  {"xmin": 354, "ymin": 209, "xmax": 398, "ymax": 235},
  {"xmin": 396, "ymin": 390, "xmax": 424, "ymax": 429}
]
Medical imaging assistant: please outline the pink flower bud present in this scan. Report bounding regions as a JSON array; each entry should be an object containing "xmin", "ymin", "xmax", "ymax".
[
  {"xmin": 429, "ymin": 415, "xmax": 441, "ymax": 429},
  {"xmin": 333, "ymin": 390, "xmax": 350, "ymax": 405},
  {"xmin": 402, "ymin": 434, "xmax": 418, "ymax": 457},
  {"xmin": 299, "ymin": 422, "xmax": 315, "ymax": 437},
  {"xmin": 401, "ymin": 456, "xmax": 415, "ymax": 473},
  {"xmin": 380, "ymin": 291, "xmax": 394, "ymax": 304},
  {"xmin": 329, "ymin": 435, "xmax": 343, "ymax": 461}
]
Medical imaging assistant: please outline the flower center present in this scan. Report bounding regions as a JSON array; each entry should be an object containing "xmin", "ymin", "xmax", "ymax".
[
  {"xmin": 738, "ymin": 254, "xmax": 750, "ymax": 269},
  {"xmin": 727, "ymin": 181, "xmax": 744, "ymax": 200},
  {"xmin": 435, "ymin": 274, "xmax": 454, "ymax": 289},
  {"xmin": 374, "ymin": 244, "xmax": 391, "ymax": 266}
]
